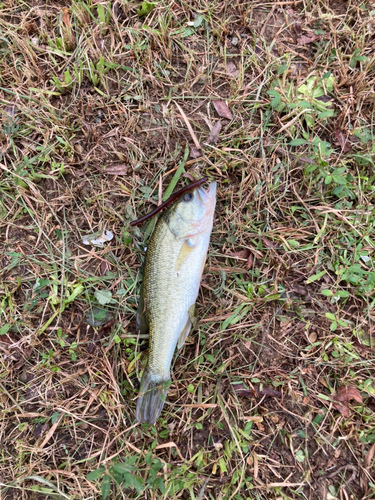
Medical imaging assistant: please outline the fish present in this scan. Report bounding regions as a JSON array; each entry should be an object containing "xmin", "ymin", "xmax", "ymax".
[{"xmin": 135, "ymin": 181, "xmax": 217, "ymax": 424}]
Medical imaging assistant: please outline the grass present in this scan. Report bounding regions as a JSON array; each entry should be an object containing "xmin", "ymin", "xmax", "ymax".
[{"xmin": 0, "ymin": 0, "xmax": 375, "ymax": 499}]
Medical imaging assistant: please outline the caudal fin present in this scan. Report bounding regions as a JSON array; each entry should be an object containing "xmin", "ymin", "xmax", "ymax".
[{"xmin": 135, "ymin": 369, "xmax": 169, "ymax": 424}]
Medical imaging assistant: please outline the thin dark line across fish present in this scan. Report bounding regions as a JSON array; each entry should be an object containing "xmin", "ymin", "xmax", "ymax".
[{"xmin": 129, "ymin": 177, "xmax": 208, "ymax": 227}]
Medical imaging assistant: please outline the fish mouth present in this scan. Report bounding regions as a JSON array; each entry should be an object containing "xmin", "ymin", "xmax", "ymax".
[
  {"xmin": 194, "ymin": 181, "xmax": 216, "ymax": 229},
  {"xmin": 196, "ymin": 181, "xmax": 217, "ymax": 204}
]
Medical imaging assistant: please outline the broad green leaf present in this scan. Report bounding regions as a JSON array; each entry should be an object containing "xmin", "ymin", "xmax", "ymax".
[
  {"xmin": 101, "ymin": 474, "xmax": 111, "ymax": 499},
  {"xmin": 289, "ymin": 139, "xmax": 307, "ymax": 146},
  {"xmin": 271, "ymin": 94, "xmax": 281, "ymax": 108},
  {"xmin": 325, "ymin": 313, "xmax": 336, "ymax": 321},
  {"xmin": 137, "ymin": 1, "xmax": 157, "ymax": 17},
  {"xmin": 306, "ymin": 270, "xmax": 327, "ymax": 283},
  {"xmin": 132, "ymin": 476, "xmax": 144, "ymax": 493},
  {"xmin": 324, "ymin": 175, "xmax": 332, "ymax": 185},
  {"xmin": 277, "ymin": 63, "xmax": 288, "ymax": 75},
  {"xmin": 332, "ymin": 174, "xmax": 347, "ymax": 185},
  {"xmin": 0, "ymin": 324, "xmax": 11, "ymax": 335},
  {"xmin": 295, "ymin": 449, "xmax": 305, "ymax": 463},
  {"xmin": 112, "ymin": 463, "xmax": 133, "ymax": 474},
  {"xmin": 318, "ymin": 110, "xmax": 335, "ymax": 119},
  {"xmin": 330, "ymin": 321, "xmax": 338, "ymax": 331},
  {"xmin": 95, "ymin": 289, "xmax": 112, "ymax": 305},
  {"xmin": 193, "ymin": 15, "xmax": 204, "ymax": 28},
  {"xmin": 51, "ymin": 412, "xmax": 61, "ymax": 425},
  {"xmin": 298, "ymin": 100, "xmax": 311, "ymax": 109},
  {"xmin": 86, "ymin": 307, "xmax": 114, "ymax": 327},
  {"xmin": 321, "ymin": 289, "xmax": 333, "ymax": 296},
  {"xmin": 287, "ymin": 239, "xmax": 300, "ymax": 249},
  {"xmin": 87, "ymin": 468, "xmax": 105, "ymax": 481}
]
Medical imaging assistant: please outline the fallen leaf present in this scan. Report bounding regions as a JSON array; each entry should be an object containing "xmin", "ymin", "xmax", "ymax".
[
  {"xmin": 226, "ymin": 61, "xmax": 239, "ymax": 77},
  {"xmin": 205, "ymin": 120, "xmax": 222, "ymax": 144},
  {"xmin": 334, "ymin": 386, "xmax": 363, "ymax": 403},
  {"xmin": 247, "ymin": 253, "xmax": 253, "ymax": 269},
  {"xmin": 99, "ymin": 164, "xmax": 128, "ymax": 175},
  {"xmin": 308, "ymin": 331, "xmax": 318, "ymax": 343},
  {"xmin": 82, "ymin": 229, "xmax": 114, "ymax": 247},
  {"xmin": 14, "ymin": 346, "xmax": 33, "ymax": 370},
  {"xmin": 255, "ymin": 421, "xmax": 265, "ymax": 431},
  {"xmin": 213, "ymin": 100, "xmax": 233, "ymax": 120},
  {"xmin": 364, "ymin": 443, "xmax": 375, "ymax": 469},
  {"xmin": 332, "ymin": 386, "xmax": 363, "ymax": 417},
  {"xmin": 292, "ymin": 284, "xmax": 308, "ymax": 295},
  {"xmin": 4, "ymin": 104, "xmax": 18, "ymax": 117},
  {"xmin": 190, "ymin": 145, "xmax": 203, "ymax": 158},
  {"xmin": 100, "ymin": 260, "xmax": 112, "ymax": 275},
  {"xmin": 297, "ymin": 33, "xmax": 321, "ymax": 46},
  {"xmin": 228, "ymin": 249, "xmax": 250, "ymax": 260},
  {"xmin": 34, "ymin": 422, "xmax": 50, "ymax": 438},
  {"xmin": 262, "ymin": 236, "xmax": 276, "ymax": 249},
  {"xmin": 334, "ymin": 129, "xmax": 351, "ymax": 153},
  {"xmin": 62, "ymin": 8, "xmax": 70, "ymax": 27}
]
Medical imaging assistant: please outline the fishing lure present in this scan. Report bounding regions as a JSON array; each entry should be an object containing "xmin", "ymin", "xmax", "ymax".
[{"xmin": 130, "ymin": 177, "xmax": 208, "ymax": 227}]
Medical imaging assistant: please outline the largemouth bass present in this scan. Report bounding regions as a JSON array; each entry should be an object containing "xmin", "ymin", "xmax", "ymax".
[{"xmin": 135, "ymin": 181, "xmax": 216, "ymax": 424}]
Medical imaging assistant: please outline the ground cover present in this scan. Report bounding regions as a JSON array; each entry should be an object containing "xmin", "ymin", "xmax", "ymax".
[{"xmin": 0, "ymin": 0, "xmax": 374, "ymax": 499}]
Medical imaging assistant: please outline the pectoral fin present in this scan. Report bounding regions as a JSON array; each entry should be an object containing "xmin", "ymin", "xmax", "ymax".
[
  {"xmin": 177, "ymin": 304, "xmax": 197, "ymax": 349},
  {"xmin": 175, "ymin": 239, "xmax": 195, "ymax": 272}
]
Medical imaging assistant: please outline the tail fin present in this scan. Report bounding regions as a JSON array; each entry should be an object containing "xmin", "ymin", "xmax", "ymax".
[{"xmin": 135, "ymin": 369, "xmax": 169, "ymax": 424}]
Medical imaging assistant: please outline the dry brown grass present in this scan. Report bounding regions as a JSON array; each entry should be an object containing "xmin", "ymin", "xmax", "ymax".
[{"xmin": 1, "ymin": 0, "xmax": 375, "ymax": 499}]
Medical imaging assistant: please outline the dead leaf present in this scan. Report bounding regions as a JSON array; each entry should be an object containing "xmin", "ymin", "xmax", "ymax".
[
  {"xmin": 34, "ymin": 422, "xmax": 50, "ymax": 438},
  {"xmin": 205, "ymin": 120, "xmax": 222, "ymax": 144},
  {"xmin": 99, "ymin": 164, "xmax": 128, "ymax": 175},
  {"xmin": 262, "ymin": 236, "xmax": 276, "ymax": 249},
  {"xmin": 364, "ymin": 443, "xmax": 375, "ymax": 469},
  {"xmin": 213, "ymin": 100, "xmax": 233, "ymax": 120},
  {"xmin": 255, "ymin": 421, "xmax": 265, "ymax": 431},
  {"xmin": 226, "ymin": 61, "xmax": 239, "ymax": 78},
  {"xmin": 308, "ymin": 331, "xmax": 318, "ymax": 343},
  {"xmin": 87, "ymin": 320, "xmax": 115, "ymax": 354},
  {"xmin": 292, "ymin": 284, "xmax": 308, "ymax": 296},
  {"xmin": 82, "ymin": 229, "xmax": 114, "ymax": 247},
  {"xmin": 14, "ymin": 346, "xmax": 33, "ymax": 370},
  {"xmin": 62, "ymin": 8, "xmax": 70, "ymax": 27},
  {"xmin": 332, "ymin": 386, "xmax": 363, "ymax": 417},
  {"xmin": 100, "ymin": 260, "xmax": 112, "ymax": 275},
  {"xmin": 297, "ymin": 33, "xmax": 321, "ymax": 46},
  {"xmin": 334, "ymin": 386, "xmax": 363, "ymax": 403},
  {"xmin": 334, "ymin": 129, "xmax": 351, "ymax": 153},
  {"xmin": 190, "ymin": 146, "xmax": 203, "ymax": 158},
  {"xmin": 4, "ymin": 104, "xmax": 18, "ymax": 117},
  {"xmin": 247, "ymin": 253, "xmax": 253, "ymax": 269},
  {"xmin": 228, "ymin": 249, "xmax": 250, "ymax": 260}
]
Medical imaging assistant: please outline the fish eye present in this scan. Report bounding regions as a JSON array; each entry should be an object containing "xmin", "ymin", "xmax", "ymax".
[{"xmin": 183, "ymin": 192, "xmax": 194, "ymax": 202}]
